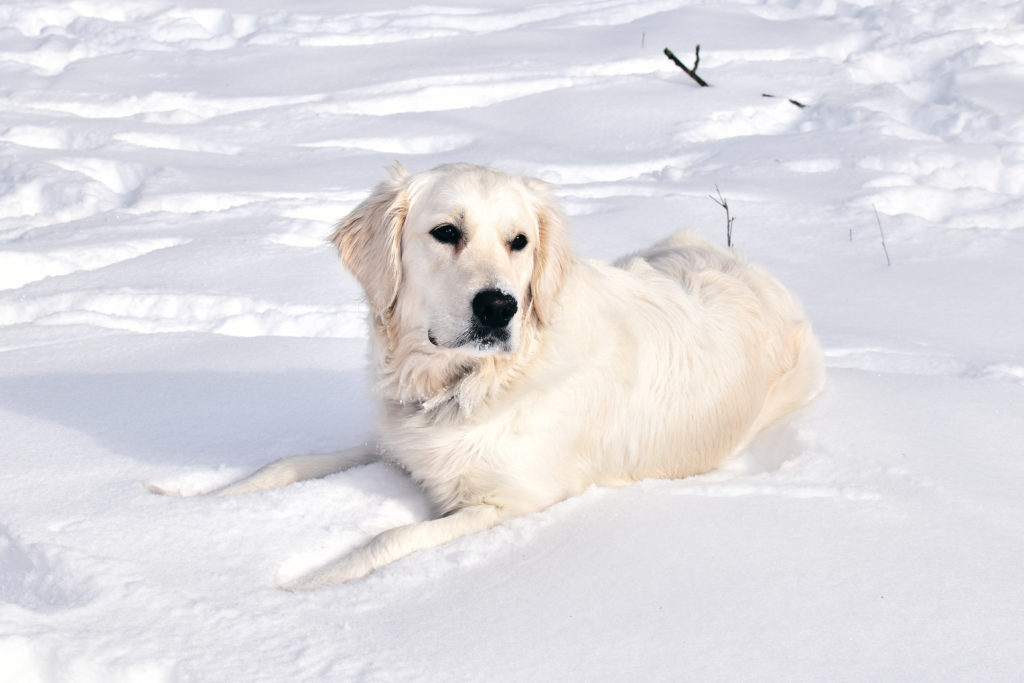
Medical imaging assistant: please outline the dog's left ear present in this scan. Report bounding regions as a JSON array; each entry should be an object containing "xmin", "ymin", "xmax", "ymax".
[
  {"xmin": 524, "ymin": 177, "xmax": 573, "ymax": 326},
  {"xmin": 330, "ymin": 164, "xmax": 410, "ymax": 314}
]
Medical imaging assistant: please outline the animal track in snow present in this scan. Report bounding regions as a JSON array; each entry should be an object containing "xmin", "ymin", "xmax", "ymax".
[
  {"xmin": 49, "ymin": 157, "xmax": 148, "ymax": 196},
  {"xmin": 0, "ymin": 3, "xmax": 249, "ymax": 75},
  {"xmin": 859, "ymin": 150, "xmax": 1024, "ymax": 226},
  {"xmin": 0, "ymin": 157, "xmax": 150, "ymax": 231},
  {"xmin": 0, "ymin": 527, "xmax": 94, "ymax": 610}
]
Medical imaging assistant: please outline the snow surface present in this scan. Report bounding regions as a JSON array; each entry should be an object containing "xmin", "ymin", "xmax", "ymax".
[{"xmin": 2, "ymin": 0, "xmax": 1023, "ymax": 680}]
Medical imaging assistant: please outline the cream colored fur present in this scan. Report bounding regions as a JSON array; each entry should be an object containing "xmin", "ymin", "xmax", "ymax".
[{"xmin": 208, "ymin": 163, "xmax": 825, "ymax": 589}]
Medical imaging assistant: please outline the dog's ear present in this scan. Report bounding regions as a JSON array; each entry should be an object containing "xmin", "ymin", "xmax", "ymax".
[
  {"xmin": 330, "ymin": 164, "xmax": 410, "ymax": 314},
  {"xmin": 525, "ymin": 177, "xmax": 573, "ymax": 326}
]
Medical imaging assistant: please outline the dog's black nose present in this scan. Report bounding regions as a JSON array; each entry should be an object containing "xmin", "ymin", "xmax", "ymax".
[{"xmin": 472, "ymin": 289, "xmax": 518, "ymax": 329}]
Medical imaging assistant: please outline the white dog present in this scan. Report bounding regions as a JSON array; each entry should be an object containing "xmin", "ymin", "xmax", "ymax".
[{"xmin": 190, "ymin": 163, "xmax": 825, "ymax": 588}]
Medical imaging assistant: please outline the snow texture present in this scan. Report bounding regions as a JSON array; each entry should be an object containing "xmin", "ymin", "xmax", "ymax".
[{"xmin": 1, "ymin": 0, "xmax": 1023, "ymax": 680}]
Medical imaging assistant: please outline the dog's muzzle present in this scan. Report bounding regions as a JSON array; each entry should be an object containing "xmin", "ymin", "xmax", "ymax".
[{"xmin": 428, "ymin": 289, "xmax": 518, "ymax": 351}]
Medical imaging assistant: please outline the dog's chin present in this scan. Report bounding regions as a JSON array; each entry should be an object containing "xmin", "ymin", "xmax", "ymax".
[{"xmin": 428, "ymin": 328, "xmax": 516, "ymax": 357}]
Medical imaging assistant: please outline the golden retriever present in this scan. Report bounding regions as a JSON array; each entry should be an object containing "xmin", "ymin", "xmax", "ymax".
[{"xmin": 198, "ymin": 163, "xmax": 825, "ymax": 588}]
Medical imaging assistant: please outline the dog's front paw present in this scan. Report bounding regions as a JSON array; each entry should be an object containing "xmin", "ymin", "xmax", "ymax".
[
  {"xmin": 145, "ymin": 481, "xmax": 180, "ymax": 496},
  {"xmin": 144, "ymin": 469, "xmax": 238, "ymax": 497},
  {"xmin": 275, "ymin": 573, "xmax": 320, "ymax": 592},
  {"xmin": 275, "ymin": 556, "xmax": 376, "ymax": 590}
]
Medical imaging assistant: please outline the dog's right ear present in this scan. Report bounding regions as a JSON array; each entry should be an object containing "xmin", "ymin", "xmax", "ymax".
[{"xmin": 330, "ymin": 164, "xmax": 410, "ymax": 314}]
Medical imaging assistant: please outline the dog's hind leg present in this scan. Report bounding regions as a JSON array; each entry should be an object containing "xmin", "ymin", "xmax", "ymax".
[{"xmin": 281, "ymin": 504, "xmax": 513, "ymax": 589}]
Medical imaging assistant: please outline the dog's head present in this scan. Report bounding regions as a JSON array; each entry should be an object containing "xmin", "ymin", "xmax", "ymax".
[{"xmin": 331, "ymin": 163, "xmax": 572, "ymax": 356}]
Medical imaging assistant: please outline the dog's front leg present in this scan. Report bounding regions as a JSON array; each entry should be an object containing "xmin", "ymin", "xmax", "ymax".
[
  {"xmin": 209, "ymin": 445, "xmax": 376, "ymax": 496},
  {"xmin": 282, "ymin": 504, "xmax": 512, "ymax": 589}
]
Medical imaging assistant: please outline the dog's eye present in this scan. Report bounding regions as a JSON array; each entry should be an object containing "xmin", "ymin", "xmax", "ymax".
[
  {"xmin": 429, "ymin": 223, "xmax": 463, "ymax": 246},
  {"xmin": 510, "ymin": 234, "xmax": 528, "ymax": 251}
]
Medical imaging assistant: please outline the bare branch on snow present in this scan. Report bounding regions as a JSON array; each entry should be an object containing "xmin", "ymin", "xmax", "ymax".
[
  {"xmin": 873, "ymin": 204, "xmax": 892, "ymax": 266},
  {"xmin": 709, "ymin": 186, "xmax": 735, "ymax": 248},
  {"xmin": 664, "ymin": 45, "xmax": 709, "ymax": 87}
]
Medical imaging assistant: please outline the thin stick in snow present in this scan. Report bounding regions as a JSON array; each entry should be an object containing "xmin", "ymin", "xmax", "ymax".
[
  {"xmin": 761, "ymin": 92, "xmax": 807, "ymax": 108},
  {"xmin": 664, "ymin": 45, "xmax": 709, "ymax": 87},
  {"xmin": 873, "ymin": 204, "xmax": 891, "ymax": 266},
  {"xmin": 709, "ymin": 186, "xmax": 735, "ymax": 247}
]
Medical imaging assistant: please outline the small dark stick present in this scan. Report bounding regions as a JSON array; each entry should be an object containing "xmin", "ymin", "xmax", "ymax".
[
  {"xmin": 761, "ymin": 93, "xmax": 807, "ymax": 108},
  {"xmin": 872, "ymin": 204, "xmax": 892, "ymax": 266},
  {"xmin": 709, "ymin": 186, "xmax": 734, "ymax": 247},
  {"xmin": 664, "ymin": 45, "xmax": 709, "ymax": 87}
]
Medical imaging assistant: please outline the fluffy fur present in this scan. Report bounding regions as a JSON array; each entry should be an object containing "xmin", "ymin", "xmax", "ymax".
[{"xmin": 208, "ymin": 163, "xmax": 825, "ymax": 588}]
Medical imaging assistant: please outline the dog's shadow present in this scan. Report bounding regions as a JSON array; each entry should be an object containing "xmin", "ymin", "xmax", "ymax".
[
  {"xmin": 0, "ymin": 369, "xmax": 373, "ymax": 470},
  {"xmin": 718, "ymin": 420, "xmax": 808, "ymax": 477}
]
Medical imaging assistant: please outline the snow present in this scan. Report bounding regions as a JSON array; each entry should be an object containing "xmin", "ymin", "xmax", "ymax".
[{"xmin": 1, "ymin": 0, "xmax": 1023, "ymax": 680}]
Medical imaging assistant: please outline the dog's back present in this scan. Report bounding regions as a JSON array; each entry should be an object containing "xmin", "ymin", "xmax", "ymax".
[{"xmin": 617, "ymin": 230, "xmax": 825, "ymax": 449}]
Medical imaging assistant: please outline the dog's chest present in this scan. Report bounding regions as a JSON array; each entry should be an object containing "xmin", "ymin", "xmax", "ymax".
[{"xmin": 382, "ymin": 404, "xmax": 579, "ymax": 514}]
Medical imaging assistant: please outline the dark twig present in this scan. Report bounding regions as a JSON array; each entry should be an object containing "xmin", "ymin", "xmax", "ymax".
[
  {"xmin": 761, "ymin": 93, "xmax": 807, "ymax": 108},
  {"xmin": 664, "ymin": 45, "xmax": 709, "ymax": 87},
  {"xmin": 709, "ymin": 186, "xmax": 734, "ymax": 247},
  {"xmin": 872, "ymin": 204, "xmax": 891, "ymax": 266}
]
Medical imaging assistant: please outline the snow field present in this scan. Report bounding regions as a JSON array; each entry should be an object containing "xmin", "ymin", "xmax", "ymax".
[{"xmin": 1, "ymin": 0, "xmax": 1023, "ymax": 680}]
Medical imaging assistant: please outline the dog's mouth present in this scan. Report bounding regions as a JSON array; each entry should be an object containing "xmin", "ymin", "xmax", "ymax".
[{"xmin": 428, "ymin": 325, "xmax": 513, "ymax": 354}]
